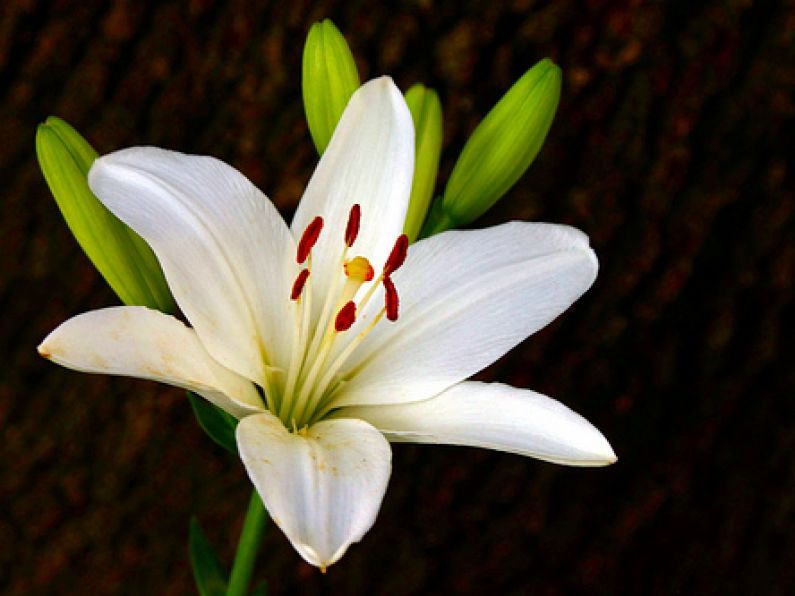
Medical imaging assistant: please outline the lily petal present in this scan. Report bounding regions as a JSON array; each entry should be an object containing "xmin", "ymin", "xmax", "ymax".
[
  {"xmin": 342, "ymin": 381, "xmax": 616, "ymax": 466},
  {"xmin": 237, "ymin": 411, "xmax": 391, "ymax": 569},
  {"xmin": 38, "ymin": 306, "xmax": 263, "ymax": 418},
  {"xmin": 336, "ymin": 222, "xmax": 598, "ymax": 407},
  {"xmin": 291, "ymin": 77, "xmax": 414, "ymax": 314},
  {"xmin": 88, "ymin": 147, "xmax": 297, "ymax": 385}
]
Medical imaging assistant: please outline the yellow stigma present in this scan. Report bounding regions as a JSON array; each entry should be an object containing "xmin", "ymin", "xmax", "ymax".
[{"xmin": 344, "ymin": 256, "xmax": 374, "ymax": 282}]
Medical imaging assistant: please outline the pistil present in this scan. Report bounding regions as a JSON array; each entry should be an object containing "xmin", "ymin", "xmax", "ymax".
[
  {"xmin": 289, "ymin": 253, "xmax": 373, "ymax": 423},
  {"xmin": 278, "ymin": 206, "xmax": 408, "ymax": 428}
]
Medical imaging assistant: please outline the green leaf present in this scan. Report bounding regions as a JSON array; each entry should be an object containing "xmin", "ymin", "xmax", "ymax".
[
  {"xmin": 35, "ymin": 116, "xmax": 174, "ymax": 312},
  {"xmin": 403, "ymin": 84, "xmax": 443, "ymax": 243},
  {"xmin": 189, "ymin": 517, "xmax": 228, "ymax": 596},
  {"xmin": 427, "ymin": 58, "xmax": 562, "ymax": 236},
  {"xmin": 188, "ymin": 392, "xmax": 238, "ymax": 455},
  {"xmin": 250, "ymin": 581, "xmax": 268, "ymax": 596},
  {"xmin": 302, "ymin": 19, "xmax": 361, "ymax": 154}
]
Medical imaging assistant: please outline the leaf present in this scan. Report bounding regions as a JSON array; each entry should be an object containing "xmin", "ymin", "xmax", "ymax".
[
  {"xmin": 189, "ymin": 517, "xmax": 228, "ymax": 596},
  {"xmin": 188, "ymin": 392, "xmax": 238, "ymax": 454},
  {"xmin": 250, "ymin": 581, "xmax": 269, "ymax": 596}
]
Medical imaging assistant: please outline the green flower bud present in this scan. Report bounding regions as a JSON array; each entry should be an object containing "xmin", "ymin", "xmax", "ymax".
[
  {"xmin": 431, "ymin": 58, "xmax": 561, "ymax": 235},
  {"xmin": 302, "ymin": 19, "xmax": 360, "ymax": 154},
  {"xmin": 403, "ymin": 84, "xmax": 443, "ymax": 242},
  {"xmin": 36, "ymin": 116, "xmax": 173, "ymax": 312}
]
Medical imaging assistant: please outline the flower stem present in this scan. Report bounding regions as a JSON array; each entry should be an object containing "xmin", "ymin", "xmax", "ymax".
[{"xmin": 226, "ymin": 490, "xmax": 268, "ymax": 596}]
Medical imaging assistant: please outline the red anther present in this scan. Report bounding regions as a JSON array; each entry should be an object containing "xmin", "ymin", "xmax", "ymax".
[
  {"xmin": 334, "ymin": 301, "xmax": 357, "ymax": 332},
  {"xmin": 344, "ymin": 204, "xmax": 361, "ymax": 247},
  {"xmin": 297, "ymin": 216, "xmax": 324, "ymax": 264},
  {"xmin": 290, "ymin": 268, "xmax": 310, "ymax": 300},
  {"xmin": 383, "ymin": 276, "xmax": 399, "ymax": 321},
  {"xmin": 383, "ymin": 234, "xmax": 408, "ymax": 276}
]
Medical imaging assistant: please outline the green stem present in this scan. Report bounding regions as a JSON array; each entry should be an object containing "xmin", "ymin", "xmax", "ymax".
[{"xmin": 226, "ymin": 490, "xmax": 268, "ymax": 596}]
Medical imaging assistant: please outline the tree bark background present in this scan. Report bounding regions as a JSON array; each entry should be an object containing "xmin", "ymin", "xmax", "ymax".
[{"xmin": 1, "ymin": 0, "xmax": 793, "ymax": 594}]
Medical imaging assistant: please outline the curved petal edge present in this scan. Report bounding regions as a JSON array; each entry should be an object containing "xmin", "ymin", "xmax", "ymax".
[
  {"xmin": 38, "ymin": 306, "xmax": 263, "ymax": 418},
  {"xmin": 88, "ymin": 146, "xmax": 297, "ymax": 385},
  {"xmin": 334, "ymin": 222, "xmax": 599, "ymax": 408},
  {"xmin": 236, "ymin": 412, "xmax": 392, "ymax": 569},
  {"xmin": 341, "ymin": 381, "xmax": 616, "ymax": 466},
  {"xmin": 291, "ymin": 76, "xmax": 415, "ymax": 316}
]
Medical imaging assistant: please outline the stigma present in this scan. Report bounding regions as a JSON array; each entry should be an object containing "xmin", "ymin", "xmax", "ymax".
[{"xmin": 344, "ymin": 256, "xmax": 374, "ymax": 282}]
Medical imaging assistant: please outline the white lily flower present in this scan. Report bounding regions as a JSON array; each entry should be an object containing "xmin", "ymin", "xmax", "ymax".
[{"xmin": 38, "ymin": 77, "xmax": 616, "ymax": 570}]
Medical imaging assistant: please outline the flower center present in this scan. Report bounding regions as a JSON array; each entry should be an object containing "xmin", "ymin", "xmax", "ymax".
[{"xmin": 275, "ymin": 204, "xmax": 407, "ymax": 429}]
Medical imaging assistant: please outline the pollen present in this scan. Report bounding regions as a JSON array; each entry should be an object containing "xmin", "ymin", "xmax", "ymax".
[
  {"xmin": 280, "ymin": 207, "xmax": 411, "ymax": 429},
  {"xmin": 334, "ymin": 301, "xmax": 357, "ymax": 332},
  {"xmin": 344, "ymin": 256, "xmax": 374, "ymax": 282},
  {"xmin": 344, "ymin": 203, "xmax": 361, "ymax": 247},
  {"xmin": 383, "ymin": 234, "xmax": 408, "ymax": 276},
  {"xmin": 384, "ymin": 276, "xmax": 399, "ymax": 321},
  {"xmin": 290, "ymin": 268, "xmax": 310, "ymax": 300},
  {"xmin": 297, "ymin": 216, "xmax": 324, "ymax": 264}
]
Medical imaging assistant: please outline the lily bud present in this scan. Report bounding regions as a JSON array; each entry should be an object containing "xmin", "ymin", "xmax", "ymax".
[
  {"xmin": 430, "ymin": 58, "xmax": 561, "ymax": 235},
  {"xmin": 35, "ymin": 116, "xmax": 173, "ymax": 312},
  {"xmin": 302, "ymin": 19, "xmax": 361, "ymax": 154},
  {"xmin": 403, "ymin": 84, "xmax": 443, "ymax": 243}
]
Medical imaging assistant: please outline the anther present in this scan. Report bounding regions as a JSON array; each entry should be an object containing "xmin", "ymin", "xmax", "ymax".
[
  {"xmin": 334, "ymin": 301, "xmax": 357, "ymax": 332},
  {"xmin": 383, "ymin": 276, "xmax": 399, "ymax": 321},
  {"xmin": 383, "ymin": 234, "xmax": 408, "ymax": 276},
  {"xmin": 344, "ymin": 204, "xmax": 361, "ymax": 247},
  {"xmin": 290, "ymin": 268, "xmax": 310, "ymax": 300},
  {"xmin": 297, "ymin": 216, "xmax": 324, "ymax": 264},
  {"xmin": 344, "ymin": 256, "xmax": 374, "ymax": 282}
]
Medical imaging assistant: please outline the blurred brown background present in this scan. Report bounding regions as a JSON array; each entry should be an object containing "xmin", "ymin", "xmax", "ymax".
[{"xmin": 2, "ymin": 0, "xmax": 793, "ymax": 594}]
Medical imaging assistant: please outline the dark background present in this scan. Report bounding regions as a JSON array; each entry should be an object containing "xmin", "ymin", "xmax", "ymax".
[{"xmin": 2, "ymin": 0, "xmax": 793, "ymax": 594}]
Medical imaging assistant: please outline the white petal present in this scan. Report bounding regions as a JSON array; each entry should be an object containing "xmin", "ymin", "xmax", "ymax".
[
  {"xmin": 342, "ymin": 382, "xmax": 616, "ymax": 466},
  {"xmin": 291, "ymin": 77, "xmax": 414, "ymax": 312},
  {"xmin": 88, "ymin": 147, "xmax": 297, "ymax": 385},
  {"xmin": 236, "ymin": 412, "xmax": 391, "ymax": 569},
  {"xmin": 38, "ymin": 306, "xmax": 263, "ymax": 418},
  {"xmin": 336, "ymin": 222, "xmax": 598, "ymax": 407}
]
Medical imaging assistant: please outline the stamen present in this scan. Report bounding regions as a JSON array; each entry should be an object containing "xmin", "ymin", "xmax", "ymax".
[
  {"xmin": 344, "ymin": 204, "xmax": 361, "ymax": 247},
  {"xmin": 297, "ymin": 216, "xmax": 324, "ymax": 264},
  {"xmin": 284, "ymin": 218, "xmax": 412, "ymax": 428},
  {"xmin": 305, "ymin": 307, "xmax": 387, "ymax": 423},
  {"xmin": 334, "ymin": 301, "xmax": 357, "ymax": 332},
  {"xmin": 344, "ymin": 256, "xmax": 374, "ymax": 282},
  {"xmin": 290, "ymin": 269, "xmax": 310, "ymax": 300},
  {"xmin": 383, "ymin": 234, "xmax": 408, "ymax": 276},
  {"xmin": 383, "ymin": 276, "xmax": 399, "ymax": 321}
]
